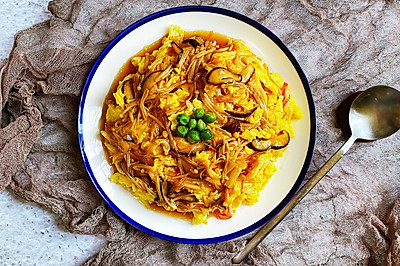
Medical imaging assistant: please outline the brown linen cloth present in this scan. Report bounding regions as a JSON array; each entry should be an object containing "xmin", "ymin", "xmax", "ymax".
[{"xmin": 1, "ymin": 0, "xmax": 400, "ymax": 264}]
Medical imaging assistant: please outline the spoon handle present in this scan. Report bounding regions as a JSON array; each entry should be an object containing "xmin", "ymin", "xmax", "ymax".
[{"xmin": 232, "ymin": 135, "xmax": 357, "ymax": 264}]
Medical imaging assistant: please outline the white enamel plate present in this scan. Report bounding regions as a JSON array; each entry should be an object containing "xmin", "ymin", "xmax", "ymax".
[{"xmin": 78, "ymin": 6, "xmax": 316, "ymax": 244}]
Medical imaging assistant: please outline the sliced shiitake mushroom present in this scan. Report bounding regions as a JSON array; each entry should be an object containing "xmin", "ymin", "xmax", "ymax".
[
  {"xmin": 206, "ymin": 67, "xmax": 242, "ymax": 85},
  {"xmin": 131, "ymin": 170, "xmax": 152, "ymax": 187},
  {"xmin": 172, "ymin": 136, "xmax": 207, "ymax": 154},
  {"xmin": 179, "ymin": 156, "xmax": 202, "ymax": 178},
  {"xmin": 183, "ymin": 36, "xmax": 205, "ymax": 48},
  {"xmin": 121, "ymin": 79, "xmax": 134, "ymax": 103},
  {"xmin": 171, "ymin": 41, "xmax": 183, "ymax": 64},
  {"xmin": 155, "ymin": 176, "xmax": 177, "ymax": 209},
  {"xmin": 132, "ymin": 169, "xmax": 149, "ymax": 178},
  {"xmin": 214, "ymin": 140, "xmax": 225, "ymax": 159},
  {"xmin": 226, "ymin": 107, "xmax": 257, "ymax": 118},
  {"xmin": 221, "ymin": 118, "xmax": 242, "ymax": 134},
  {"xmin": 120, "ymin": 74, "xmax": 141, "ymax": 102},
  {"xmin": 141, "ymin": 70, "xmax": 162, "ymax": 93},
  {"xmin": 240, "ymin": 64, "xmax": 255, "ymax": 83},
  {"xmin": 248, "ymin": 130, "xmax": 290, "ymax": 152}
]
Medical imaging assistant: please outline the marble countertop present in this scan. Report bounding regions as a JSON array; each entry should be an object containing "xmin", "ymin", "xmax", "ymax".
[{"xmin": 0, "ymin": 1, "xmax": 107, "ymax": 265}]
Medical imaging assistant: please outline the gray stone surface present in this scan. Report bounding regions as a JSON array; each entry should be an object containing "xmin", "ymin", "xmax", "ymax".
[
  {"xmin": 0, "ymin": 190, "xmax": 106, "ymax": 265},
  {"xmin": 0, "ymin": 1, "xmax": 50, "ymax": 58}
]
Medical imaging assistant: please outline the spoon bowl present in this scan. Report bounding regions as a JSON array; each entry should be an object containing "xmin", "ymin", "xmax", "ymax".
[
  {"xmin": 233, "ymin": 85, "xmax": 400, "ymax": 264},
  {"xmin": 349, "ymin": 85, "xmax": 400, "ymax": 140}
]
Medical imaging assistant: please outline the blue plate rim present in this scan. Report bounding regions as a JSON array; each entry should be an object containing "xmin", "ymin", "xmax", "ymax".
[{"xmin": 78, "ymin": 5, "xmax": 316, "ymax": 244}]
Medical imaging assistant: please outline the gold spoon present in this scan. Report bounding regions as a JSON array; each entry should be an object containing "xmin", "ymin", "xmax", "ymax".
[{"xmin": 233, "ymin": 85, "xmax": 400, "ymax": 264}]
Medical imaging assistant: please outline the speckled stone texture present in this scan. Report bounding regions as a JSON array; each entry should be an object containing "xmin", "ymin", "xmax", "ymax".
[
  {"xmin": 0, "ymin": 1, "xmax": 50, "ymax": 57},
  {"xmin": 1, "ymin": 0, "xmax": 399, "ymax": 265}
]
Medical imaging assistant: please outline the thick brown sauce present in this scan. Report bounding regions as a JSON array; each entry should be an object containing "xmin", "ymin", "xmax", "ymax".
[
  {"xmin": 100, "ymin": 29, "xmax": 231, "ymax": 222},
  {"xmin": 103, "ymin": 30, "xmax": 230, "ymax": 111}
]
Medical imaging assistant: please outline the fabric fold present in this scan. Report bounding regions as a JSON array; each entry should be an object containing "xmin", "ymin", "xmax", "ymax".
[{"xmin": 1, "ymin": 0, "xmax": 399, "ymax": 264}]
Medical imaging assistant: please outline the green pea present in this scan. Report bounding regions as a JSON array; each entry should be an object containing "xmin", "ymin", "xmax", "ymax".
[
  {"xmin": 196, "ymin": 119, "xmax": 206, "ymax": 132},
  {"xmin": 177, "ymin": 113, "xmax": 189, "ymax": 125},
  {"xmin": 201, "ymin": 129, "xmax": 213, "ymax": 141},
  {"xmin": 193, "ymin": 108, "xmax": 205, "ymax": 119},
  {"xmin": 188, "ymin": 118, "xmax": 197, "ymax": 130},
  {"xmin": 187, "ymin": 130, "xmax": 201, "ymax": 143},
  {"xmin": 203, "ymin": 112, "xmax": 216, "ymax": 123},
  {"xmin": 176, "ymin": 125, "xmax": 189, "ymax": 137}
]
